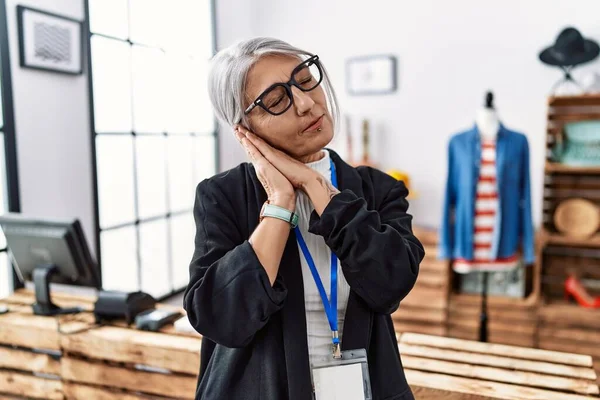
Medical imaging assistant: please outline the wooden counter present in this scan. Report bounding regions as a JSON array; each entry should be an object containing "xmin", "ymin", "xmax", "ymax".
[{"xmin": 0, "ymin": 290, "xmax": 201, "ymax": 399}]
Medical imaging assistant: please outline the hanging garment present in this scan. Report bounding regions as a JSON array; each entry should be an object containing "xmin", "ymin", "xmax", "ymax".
[
  {"xmin": 439, "ymin": 124, "xmax": 535, "ymax": 265},
  {"xmin": 452, "ymin": 139, "xmax": 520, "ymax": 273}
]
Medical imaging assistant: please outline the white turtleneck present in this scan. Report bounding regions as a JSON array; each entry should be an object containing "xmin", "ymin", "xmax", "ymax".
[{"xmin": 296, "ymin": 149, "xmax": 351, "ymax": 367}]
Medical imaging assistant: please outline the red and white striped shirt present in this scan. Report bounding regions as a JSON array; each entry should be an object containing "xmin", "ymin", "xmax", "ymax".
[{"xmin": 453, "ymin": 140, "xmax": 519, "ymax": 273}]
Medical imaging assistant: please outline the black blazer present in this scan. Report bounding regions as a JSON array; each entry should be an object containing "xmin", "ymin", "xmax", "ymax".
[{"xmin": 183, "ymin": 150, "xmax": 424, "ymax": 400}]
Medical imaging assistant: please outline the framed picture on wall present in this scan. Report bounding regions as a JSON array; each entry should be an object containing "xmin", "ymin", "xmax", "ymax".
[
  {"xmin": 16, "ymin": 5, "xmax": 83, "ymax": 75},
  {"xmin": 346, "ymin": 55, "xmax": 397, "ymax": 95}
]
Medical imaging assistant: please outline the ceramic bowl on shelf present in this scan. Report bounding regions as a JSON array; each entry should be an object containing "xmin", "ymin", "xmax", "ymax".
[{"xmin": 552, "ymin": 120, "xmax": 600, "ymax": 166}]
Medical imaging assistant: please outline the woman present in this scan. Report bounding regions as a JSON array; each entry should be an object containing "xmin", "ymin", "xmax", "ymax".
[{"xmin": 183, "ymin": 37, "xmax": 424, "ymax": 400}]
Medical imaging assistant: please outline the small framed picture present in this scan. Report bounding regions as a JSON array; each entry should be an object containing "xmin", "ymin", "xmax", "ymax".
[
  {"xmin": 17, "ymin": 5, "xmax": 84, "ymax": 75},
  {"xmin": 346, "ymin": 55, "xmax": 397, "ymax": 95}
]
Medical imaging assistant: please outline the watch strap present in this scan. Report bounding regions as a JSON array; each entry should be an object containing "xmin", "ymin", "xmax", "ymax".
[{"xmin": 261, "ymin": 203, "xmax": 299, "ymax": 228}]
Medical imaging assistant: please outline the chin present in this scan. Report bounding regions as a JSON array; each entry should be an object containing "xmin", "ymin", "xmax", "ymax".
[{"xmin": 301, "ymin": 128, "xmax": 333, "ymax": 155}]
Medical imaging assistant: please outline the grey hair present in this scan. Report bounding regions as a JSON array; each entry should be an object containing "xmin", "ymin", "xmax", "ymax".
[{"xmin": 207, "ymin": 37, "xmax": 340, "ymax": 131}]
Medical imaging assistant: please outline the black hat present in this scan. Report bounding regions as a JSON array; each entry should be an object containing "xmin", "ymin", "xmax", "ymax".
[{"xmin": 539, "ymin": 27, "xmax": 599, "ymax": 67}]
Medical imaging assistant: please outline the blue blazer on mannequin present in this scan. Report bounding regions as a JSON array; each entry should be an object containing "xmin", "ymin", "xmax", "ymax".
[{"xmin": 438, "ymin": 124, "xmax": 535, "ymax": 264}]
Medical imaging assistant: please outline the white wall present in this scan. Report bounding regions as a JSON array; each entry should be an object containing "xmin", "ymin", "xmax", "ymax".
[
  {"xmin": 214, "ymin": 0, "xmax": 255, "ymax": 171},
  {"xmin": 221, "ymin": 0, "xmax": 600, "ymax": 228},
  {"xmin": 5, "ymin": 0, "xmax": 95, "ymax": 255}
]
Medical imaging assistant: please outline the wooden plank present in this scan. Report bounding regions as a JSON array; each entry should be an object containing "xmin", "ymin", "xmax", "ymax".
[
  {"xmin": 487, "ymin": 333, "xmax": 535, "ymax": 349},
  {"xmin": 447, "ymin": 326, "xmax": 479, "ymax": 341},
  {"xmin": 411, "ymin": 385, "xmax": 497, "ymax": 400},
  {"xmin": 393, "ymin": 321, "xmax": 446, "ymax": 336},
  {"xmin": 545, "ymin": 233, "xmax": 600, "ymax": 248},
  {"xmin": 445, "ymin": 317, "xmax": 536, "ymax": 336},
  {"xmin": 448, "ymin": 307, "xmax": 535, "ymax": 323},
  {"xmin": 402, "ymin": 355, "xmax": 599, "ymax": 395},
  {"xmin": 548, "ymin": 94, "xmax": 600, "ymax": 107},
  {"xmin": 0, "ymin": 313, "xmax": 60, "ymax": 350},
  {"xmin": 63, "ymin": 383, "xmax": 158, "ymax": 400},
  {"xmin": 0, "ymin": 347, "xmax": 60, "ymax": 375},
  {"xmin": 539, "ymin": 326, "xmax": 600, "ymax": 344},
  {"xmin": 1, "ymin": 294, "xmax": 199, "ymax": 339},
  {"xmin": 539, "ymin": 303, "xmax": 600, "ymax": 330},
  {"xmin": 405, "ymin": 369, "xmax": 599, "ymax": 400},
  {"xmin": 420, "ymin": 256, "xmax": 447, "ymax": 272},
  {"xmin": 548, "ymin": 113, "xmax": 600, "ymax": 122},
  {"xmin": 401, "ymin": 333, "xmax": 593, "ymax": 367},
  {"xmin": 412, "ymin": 227, "xmax": 438, "ymax": 246},
  {"xmin": 392, "ymin": 306, "xmax": 446, "ymax": 324},
  {"xmin": 61, "ymin": 325, "xmax": 201, "ymax": 375},
  {"xmin": 3, "ymin": 290, "xmax": 94, "ymax": 311},
  {"xmin": 545, "ymin": 163, "xmax": 600, "ymax": 175},
  {"xmin": 451, "ymin": 293, "xmax": 535, "ymax": 309},
  {"xmin": 401, "ymin": 287, "xmax": 447, "ymax": 309},
  {"xmin": 398, "ymin": 343, "xmax": 597, "ymax": 380},
  {"xmin": 414, "ymin": 271, "xmax": 448, "ymax": 288},
  {"xmin": 487, "ymin": 321, "xmax": 536, "ymax": 335},
  {"xmin": 61, "ymin": 357, "xmax": 196, "ymax": 399},
  {"xmin": 0, "ymin": 370, "xmax": 62, "ymax": 400},
  {"xmin": 5, "ymin": 290, "xmax": 188, "ymax": 322},
  {"xmin": 539, "ymin": 339, "xmax": 600, "ymax": 359},
  {"xmin": 447, "ymin": 323, "xmax": 535, "ymax": 347}
]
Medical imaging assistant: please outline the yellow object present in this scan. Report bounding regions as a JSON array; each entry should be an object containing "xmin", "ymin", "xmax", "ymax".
[{"xmin": 387, "ymin": 169, "xmax": 410, "ymax": 188}]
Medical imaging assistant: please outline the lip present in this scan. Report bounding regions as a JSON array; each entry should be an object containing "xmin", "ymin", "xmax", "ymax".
[{"xmin": 302, "ymin": 115, "xmax": 324, "ymax": 132}]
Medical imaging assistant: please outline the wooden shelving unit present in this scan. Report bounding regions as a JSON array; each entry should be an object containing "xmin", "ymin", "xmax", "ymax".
[{"xmin": 538, "ymin": 94, "xmax": 600, "ymax": 383}]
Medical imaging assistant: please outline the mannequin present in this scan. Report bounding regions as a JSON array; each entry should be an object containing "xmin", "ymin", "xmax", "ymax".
[
  {"xmin": 440, "ymin": 91, "xmax": 534, "ymax": 342},
  {"xmin": 476, "ymin": 92, "xmax": 500, "ymax": 139}
]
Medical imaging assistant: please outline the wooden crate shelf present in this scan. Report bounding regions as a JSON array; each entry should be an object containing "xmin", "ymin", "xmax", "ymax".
[
  {"xmin": 548, "ymin": 94, "xmax": 600, "ymax": 107},
  {"xmin": 546, "ymin": 163, "xmax": 600, "ymax": 174},
  {"xmin": 544, "ymin": 232, "xmax": 600, "ymax": 248},
  {"xmin": 538, "ymin": 94, "xmax": 600, "ymax": 388}
]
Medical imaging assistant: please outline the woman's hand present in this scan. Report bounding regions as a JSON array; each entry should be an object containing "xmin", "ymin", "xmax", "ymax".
[
  {"xmin": 235, "ymin": 125, "xmax": 318, "ymax": 191},
  {"xmin": 235, "ymin": 129, "xmax": 295, "ymax": 210},
  {"xmin": 235, "ymin": 125, "xmax": 339, "ymax": 216}
]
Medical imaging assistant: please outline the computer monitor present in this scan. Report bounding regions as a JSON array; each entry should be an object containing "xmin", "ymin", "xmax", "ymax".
[{"xmin": 0, "ymin": 213, "xmax": 100, "ymax": 315}]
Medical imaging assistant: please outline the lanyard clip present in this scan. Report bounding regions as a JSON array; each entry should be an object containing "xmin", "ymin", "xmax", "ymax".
[{"xmin": 332, "ymin": 331, "xmax": 342, "ymax": 359}]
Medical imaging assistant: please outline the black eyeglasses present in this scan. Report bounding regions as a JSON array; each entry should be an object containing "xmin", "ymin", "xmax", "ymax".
[{"xmin": 244, "ymin": 55, "xmax": 324, "ymax": 116}]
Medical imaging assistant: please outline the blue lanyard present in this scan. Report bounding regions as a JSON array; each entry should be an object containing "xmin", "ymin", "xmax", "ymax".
[{"xmin": 293, "ymin": 158, "xmax": 341, "ymax": 357}]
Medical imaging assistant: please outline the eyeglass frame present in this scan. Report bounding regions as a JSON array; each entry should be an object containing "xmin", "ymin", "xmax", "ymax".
[{"xmin": 243, "ymin": 55, "xmax": 324, "ymax": 116}]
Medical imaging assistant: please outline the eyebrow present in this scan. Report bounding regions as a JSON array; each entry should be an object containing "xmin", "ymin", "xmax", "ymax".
[{"xmin": 254, "ymin": 57, "xmax": 307, "ymax": 94}]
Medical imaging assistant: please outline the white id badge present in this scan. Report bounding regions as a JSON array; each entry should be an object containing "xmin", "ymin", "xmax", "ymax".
[{"xmin": 311, "ymin": 348, "xmax": 372, "ymax": 400}]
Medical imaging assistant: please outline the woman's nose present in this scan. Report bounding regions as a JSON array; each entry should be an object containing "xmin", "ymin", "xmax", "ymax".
[{"xmin": 291, "ymin": 86, "xmax": 315, "ymax": 116}]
